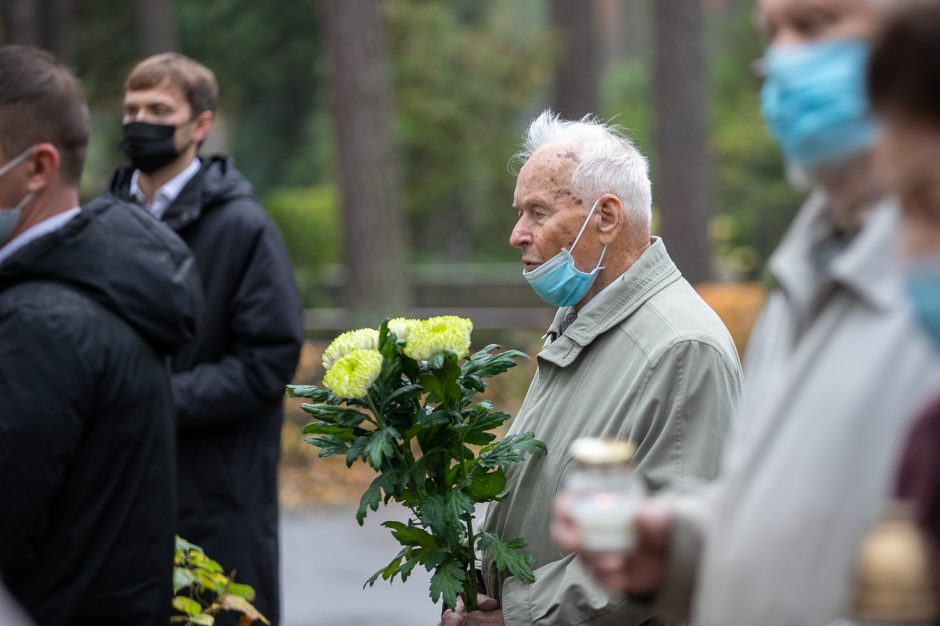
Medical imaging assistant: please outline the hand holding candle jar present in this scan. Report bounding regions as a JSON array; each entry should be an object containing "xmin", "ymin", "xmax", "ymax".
[{"xmin": 562, "ymin": 437, "xmax": 645, "ymax": 553}]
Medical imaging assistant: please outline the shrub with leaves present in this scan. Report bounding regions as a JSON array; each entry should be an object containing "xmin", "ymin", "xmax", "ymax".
[
  {"xmin": 172, "ymin": 536, "xmax": 269, "ymax": 626},
  {"xmin": 286, "ymin": 316, "xmax": 546, "ymax": 611}
]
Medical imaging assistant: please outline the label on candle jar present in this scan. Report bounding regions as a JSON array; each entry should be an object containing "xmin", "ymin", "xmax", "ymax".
[{"xmin": 570, "ymin": 492, "xmax": 638, "ymax": 552}]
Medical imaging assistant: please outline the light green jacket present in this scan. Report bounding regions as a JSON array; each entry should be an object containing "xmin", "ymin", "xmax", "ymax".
[
  {"xmin": 656, "ymin": 196, "xmax": 940, "ymax": 626},
  {"xmin": 481, "ymin": 238, "xmax": 742, "ymax": 625}
]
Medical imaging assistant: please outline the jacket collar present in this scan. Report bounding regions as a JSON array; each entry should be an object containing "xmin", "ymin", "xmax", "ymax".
[
  {"xmin": 768, "ymin": 192, "xmax": 903, "ymax": 318},
  {"xmin": 539, "ymin": 236, "xmax": 681, "ymax": 368}
]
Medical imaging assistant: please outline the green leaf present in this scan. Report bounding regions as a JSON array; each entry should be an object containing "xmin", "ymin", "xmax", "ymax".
[
  {"xmin": 300, "ymin": 404, "xmax": 371, "ymax": 428},
  {"xmin": 190, "ymin": 614, "xmax": 215, "ymax": 626},
  {"xmin": 422, "ymin": 407, "xmax": 457, "ymax": 426},
  {"xmin": 286, "ymin": 385, "xmax": 331, "ymax": 402},
  {"xmin": 462, "ymin": 348, "xmax": 529, "ymax": 380},
  {"xmin": 172, "ymin": 595, "xmax": 203, "ymax": 616},
  {"xmin": 467, "ymin": 469, "xmax": 506, "ymax": 501},
  {"xmin": 427, "ymin": 353, "xmax": 445, "ymax": 370},
  {"xmin": 366, "ymin": 549, "xmax": 405, "ymax": 587},
  {"xmin": 226, "ymin": 582, "xmax": 256, "ymax": 601},
  {"xmin": 364, "ymin": 426, "xmax": 398, "ymax": 469},
  {"xmin": 462, "ymin": 374, "xmax": 486, "ymax": 393},
  {"xmin": 420, "ymin": 352, "xmax": 462, "ymax": 403},
  {"xmin": 302, "ymin": 423, "xmax": 358, "ymax": 441},
  {"xmin": 385, "ymin": 384, "xmax": 424, "ymax": 406},
  {"xmin": 382, "ymin": 521, "xmax": 440, "ymax": 551},
  {"xmin": 429, "ymin": 558, "xmax": 466, "ymax": 609},
  {"xmin": 478, "ymin": 432, "xmax": 547, "ymax": 469},
  {"xmin": 357, "ymin": 472, "xmax": 400, "ymax": 525},
  {"xmin": 418, "ymin": 496, "xmax": 452, "ymax": 540},
  {"xmin": 173, "ymin": 566, "xmax": 196, "ymax": 593},
  {"xmin": 455, "ymin": 407, "xmax": 510, "ymax": 445},
  {"xmin": 378, "ymin": 321, "xmax": 405, "ymax": 388},
  {"xmin": 304, "ymin": 434, "xmax": 351, "ymax": 458},
  {"xmin": 477, "ymin": 532, "xmax": 537, "ymax": 583},
  {"xmin": 346, "ymin": 435, "xmax": 371, "ymax": 467}
]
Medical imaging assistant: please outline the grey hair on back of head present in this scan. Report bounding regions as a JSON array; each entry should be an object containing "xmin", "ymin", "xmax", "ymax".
[{"xmin": 511, "ymin": 109, "xmax": 653, "ymax": 231}]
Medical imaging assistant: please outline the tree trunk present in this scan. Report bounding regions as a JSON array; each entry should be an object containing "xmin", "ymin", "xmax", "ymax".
[
  {"xmin": 319, "ymin": 0, "xmax": 410, "ymax": 323},
  {"xmin": 136, "ymin": 0, "xmax": 178, "ymax": 56},
  {"xmin": 653, "ymin": 0, "xmax": 713, "ymax": 284},
  {"xmin": 38, "ymin": 0, "xmax": 76, "ymax": 68},
  {"xmin": 550, "ymin": 0, "xmax": 600, "ymax": 119},
  {"xmin": 2, "ymin": 0, "xmax": 39, "ymax": 46}
]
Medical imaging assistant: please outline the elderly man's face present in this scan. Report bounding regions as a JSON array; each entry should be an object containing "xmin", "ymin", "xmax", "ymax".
[
  {"xmin": 510, "ymin": 146, "xmax": 602, "ymax": 273},
  {"xmin": 878, "ymin": 118, "xmax": 940, "ymax": 257},
  {"xmin": 756, "ymin": 0, "xmax": 879, "ymax": 47}
]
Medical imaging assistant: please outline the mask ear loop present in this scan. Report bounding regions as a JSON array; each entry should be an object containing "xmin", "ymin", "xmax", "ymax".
[
  {"xmin": 567, "ymin": 198, "xmax": 601, "ymax": 254},
  {"xmin": 568, "ymin": 197, "xmax": 608, "ymax": 272},
  {"xmin": 0, "ymin": 146, "xmax": 36, "ymax": 179}
]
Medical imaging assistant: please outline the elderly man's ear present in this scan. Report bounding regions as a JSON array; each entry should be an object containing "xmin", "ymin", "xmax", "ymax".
[{"xmin": 596, "ymin": 194, "xmax": 626, "ymax": 246}]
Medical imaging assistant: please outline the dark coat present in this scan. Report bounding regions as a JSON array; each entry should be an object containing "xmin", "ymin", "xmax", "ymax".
[
  {"xmin": 108, "ymin": 155, "xmax": 304, "ymax": 626},
  {"xmin": 0, "ymin": 196, "xmax": 201, "ymax": 626}
]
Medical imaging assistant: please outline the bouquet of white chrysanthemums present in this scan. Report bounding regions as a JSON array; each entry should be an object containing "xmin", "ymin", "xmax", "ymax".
[{"xmin": 287, "ymin": 316, "xmax": 545, "ymax": 611}]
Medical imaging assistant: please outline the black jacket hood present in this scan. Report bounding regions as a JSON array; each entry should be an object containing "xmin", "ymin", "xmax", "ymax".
[
  {"xmin": 108, "ymin": 154, "xmax": 255, "ymax": 232},
  {"xmin": 0, "ymin": 196, "xmax": 201, "ymax": 354}
]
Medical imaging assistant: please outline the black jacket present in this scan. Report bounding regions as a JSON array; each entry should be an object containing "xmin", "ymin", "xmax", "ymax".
[
  {"xmin": 0, "ymin": 196, "xmax": 201, "ymax": 625},
  {"xmin": 108, "ymin": 156, "xmax": 303, "ymax": 626}
]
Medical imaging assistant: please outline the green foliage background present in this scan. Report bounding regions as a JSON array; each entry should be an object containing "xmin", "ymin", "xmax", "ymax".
[{"xmin": 20, "ymin": 0, "xmax": 803, "ymax": 292}]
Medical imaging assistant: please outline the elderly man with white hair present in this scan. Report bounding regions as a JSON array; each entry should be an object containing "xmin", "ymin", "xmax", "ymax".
[
  {"xmin": 439, "ymin": 111, "xmax": 743, "ymax": 626},
  {"xmin": 552, "ymin": 0, "xmax": 940, "ymax": 625}
]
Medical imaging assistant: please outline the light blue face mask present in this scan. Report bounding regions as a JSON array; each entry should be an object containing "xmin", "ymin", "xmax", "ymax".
[
  {"xmin": 523, "ymin": 198, "xmax": 607, "ymax": 307},
  {"xmin": 906, "ymin": 257, "xmax": 940, "ymax": 351},
  {"xmin": 760, "ymin": 38, "xmax": 878, "ymax": 168},
  {"xmin": 0, "ymin": 147, "xmax": 36, "ymax": 244}
]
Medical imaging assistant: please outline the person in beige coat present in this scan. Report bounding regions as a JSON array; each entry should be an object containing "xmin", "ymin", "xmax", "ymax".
[
  {"xmin": 555, "ymin": 1, "xmax": 940, "ymax": 625},
  {"xmin": 439, "ymin": 111, "xmax": 742, "ymax": 626}
]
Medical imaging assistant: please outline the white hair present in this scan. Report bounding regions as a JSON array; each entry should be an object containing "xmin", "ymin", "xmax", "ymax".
[{"xmin": 512, "ymin": 109, "xmax": 653, "ymax": 231}]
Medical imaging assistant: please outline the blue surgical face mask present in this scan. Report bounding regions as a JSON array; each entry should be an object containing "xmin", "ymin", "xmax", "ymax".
[
  {"xmin": 523, "ymin": 199, "xmax": 607, "ymax": 307},
  {"xmin": 760, "ymin": 38, "xmax": 878, "ymax": 169},
  {"xmin": 0, "ymin": 147, "xmax": 36, "ymax": 244},
  {"xmin": 906, "ymin": 256, "xmax": 940, "ymax": 351}
]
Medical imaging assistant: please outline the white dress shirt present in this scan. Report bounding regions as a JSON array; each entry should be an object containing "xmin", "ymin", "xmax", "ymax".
[
  {"xmin": 0, "ymin": 206, "xmax": 81, "ymax": 267},
  {"xmin": 129, "ymin": 158, "xmax": 201, "ymax": 220}
]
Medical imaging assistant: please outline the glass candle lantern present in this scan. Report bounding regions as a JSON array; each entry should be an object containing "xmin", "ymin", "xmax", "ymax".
[
  {"xmin": 828, "ymin": 501, "xmax": 937, "ymax": 626},
  {"xmin": 563, "ymin": 437, "xmax": 644, "ymax": 553}
]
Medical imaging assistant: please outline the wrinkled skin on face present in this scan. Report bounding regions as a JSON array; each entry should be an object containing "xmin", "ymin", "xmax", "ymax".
[{"xmin": 509, "ymin": 146, "xmax": 604, "ymax": 274}]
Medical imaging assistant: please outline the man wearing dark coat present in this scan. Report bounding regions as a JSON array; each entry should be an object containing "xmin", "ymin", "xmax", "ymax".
[
  {"xmin": 0, "ymin": 45, "xmax": 202, "ymax": 625},
  {"xmin": 103, "ymin": 52, "xmax": 304, "ymax": 626}
]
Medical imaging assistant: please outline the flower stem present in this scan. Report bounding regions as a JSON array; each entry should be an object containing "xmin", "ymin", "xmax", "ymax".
[{"xmin": 463, "ymin": 513, "xmax": 479, "ymax": 613}]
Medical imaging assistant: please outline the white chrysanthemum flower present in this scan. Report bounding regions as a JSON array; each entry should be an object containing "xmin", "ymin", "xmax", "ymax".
[
  {"xmin": 404, "ymin": 316, "xmax": 473, "ymax": 361},
  {"xmin": 387, "ymin": 317, "xmax": 419, "ymax": 342},
  {"xmin": 322, "ymin": 349, "xmax": 383, "ymax": 399},
  {"xmin": 323, "ymin": 328, "xmax": 379, "ymax": 370}
]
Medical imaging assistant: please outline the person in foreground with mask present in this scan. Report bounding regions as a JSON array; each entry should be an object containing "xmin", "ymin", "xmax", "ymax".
[
  {"xmin": 0, "ymin": 45, "xmax": 201, "ymax": 624},
  {"xmin": 553, "ymin": 1, "xmax": 940, "ymax": 624},
  {"xmin": 439, "ymin": 110, "xmax": 742, "ymax": 626},
  {"xmin": 101, "ymin": 52, "xmax": 303, "ymax": 626},
  {"xmin": 868, "ymin": 0, "xmax": 940, "ymax": 596}
]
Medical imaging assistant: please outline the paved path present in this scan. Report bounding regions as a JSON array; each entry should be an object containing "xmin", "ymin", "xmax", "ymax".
[{"xmin": 281, "ymin": 505, "xmax": 442, "ymax": 626}]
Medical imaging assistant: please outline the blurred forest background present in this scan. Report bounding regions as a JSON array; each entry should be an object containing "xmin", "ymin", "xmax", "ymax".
[{"xmin": 1, "ymin": 0, "xmax": 801, "ymax": 333}]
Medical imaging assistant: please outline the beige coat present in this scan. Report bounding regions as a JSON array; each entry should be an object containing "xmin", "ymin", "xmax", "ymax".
[
  {"xmin": 658, "ymin": 195, "xmax": 940, "ymax": 625},
  {"xmin": 482, "ymin": 238, "xmax": 742, "ymax": 625}
]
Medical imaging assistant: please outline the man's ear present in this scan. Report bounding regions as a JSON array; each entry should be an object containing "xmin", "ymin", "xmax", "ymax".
[
  {"xmin": 597, "ymin": 194, "xmax": 625, "ymax": 245},
  {"xmin": 25, "ymin": 143, "xmax": 60, "ymax": 192},
  {"xmin": 191, "ymin": 111, "xmax": 214, "ymax": 144}
]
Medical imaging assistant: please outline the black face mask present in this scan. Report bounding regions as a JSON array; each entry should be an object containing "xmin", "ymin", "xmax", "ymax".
[{"xmin": 120, "ymin": 121, "xmax": 185, "ymax": 173}]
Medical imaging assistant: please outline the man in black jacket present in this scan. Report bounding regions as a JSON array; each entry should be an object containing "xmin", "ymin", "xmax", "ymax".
[
  {"xmin": 0, "ymin": 45, "xmax": 202, "ymax": 625},
  {"xmin": 105, "ymin": 52, "xmax": 304, "ymax": 626}
]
